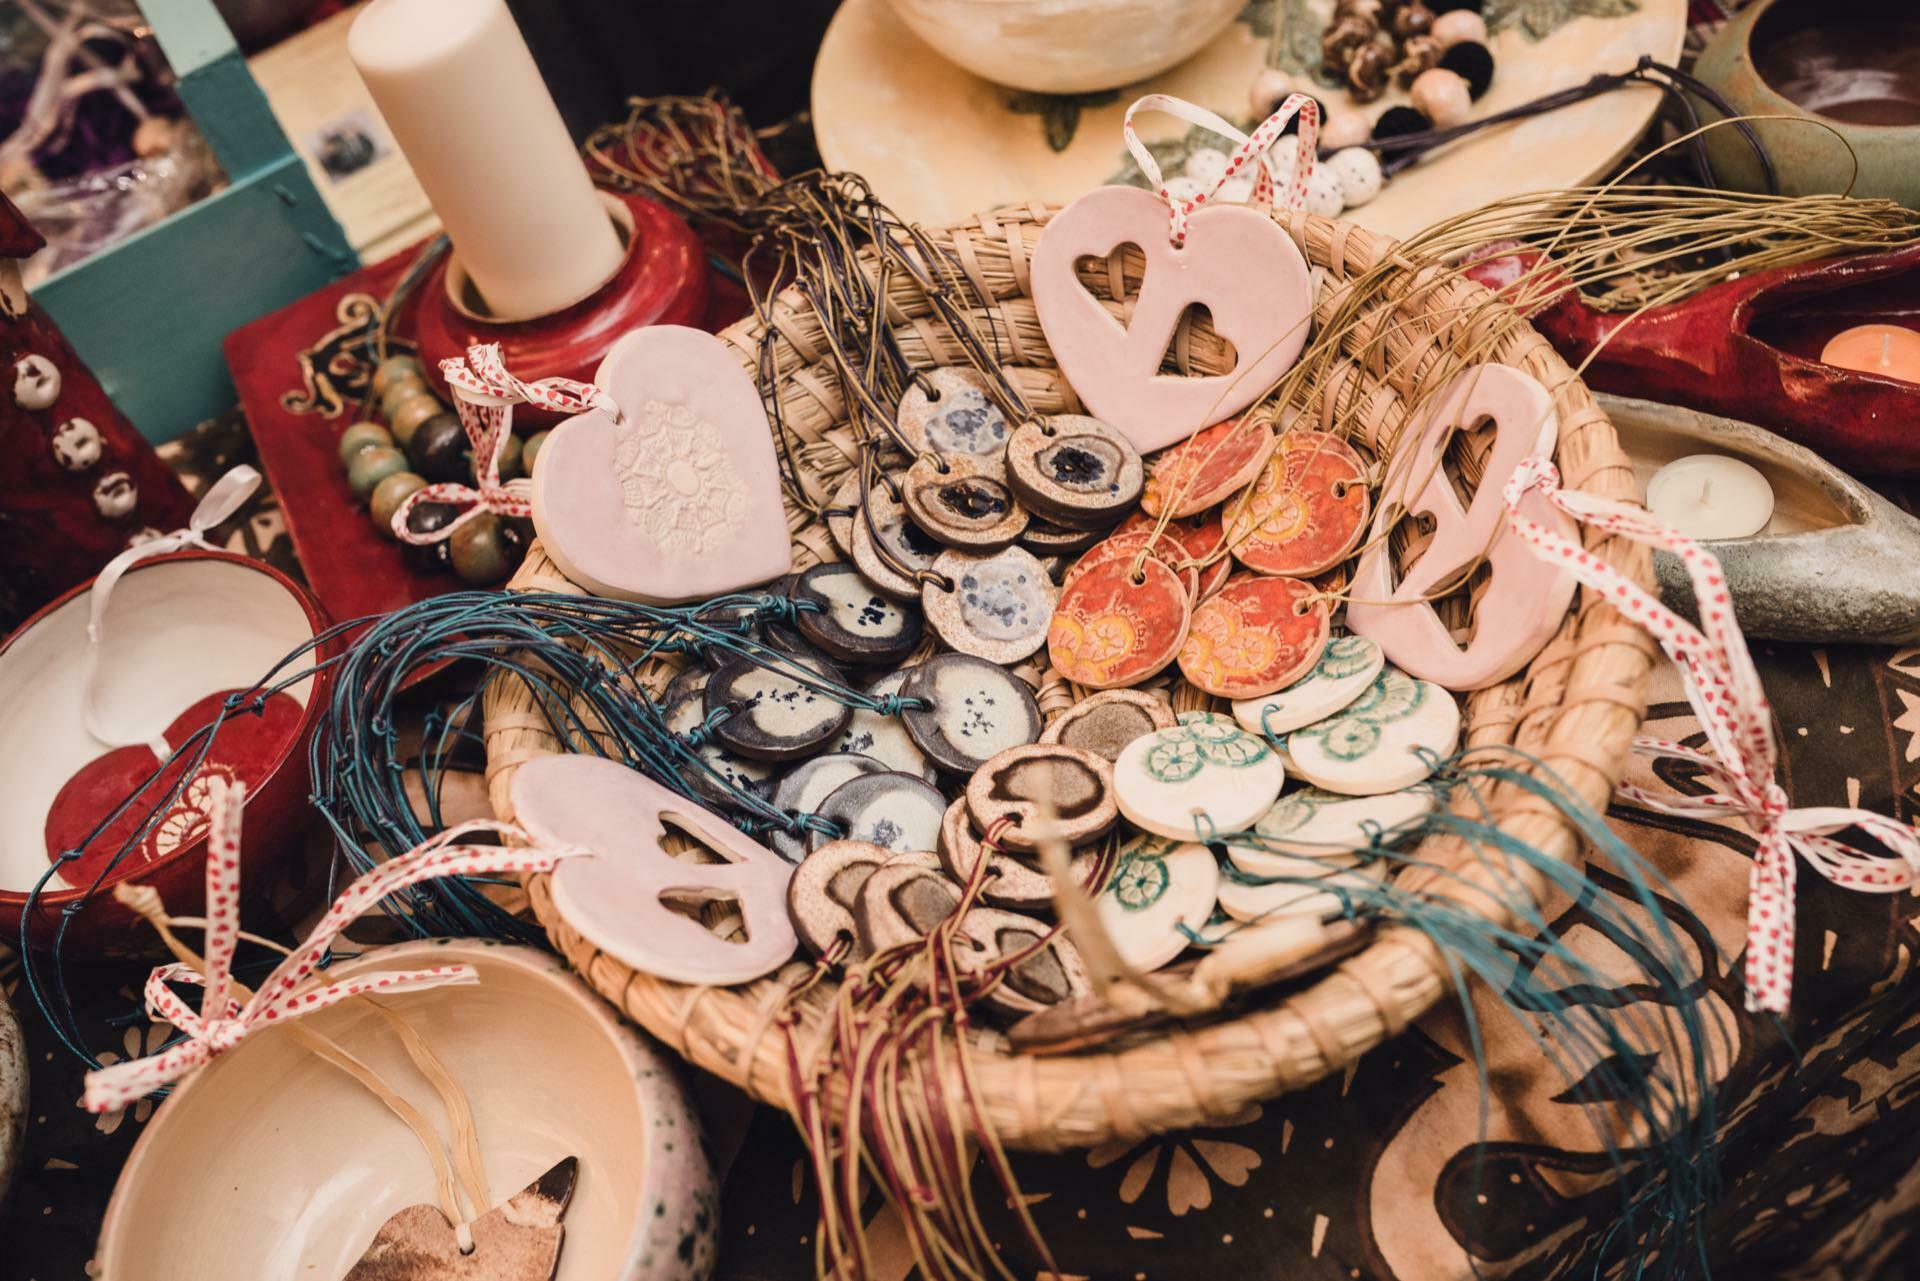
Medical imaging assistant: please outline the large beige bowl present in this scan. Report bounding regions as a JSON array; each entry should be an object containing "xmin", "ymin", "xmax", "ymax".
[
  {"xmin": 96, "ymin": 941, "xmax": 717, "ymax": 1280},
  {"xmin": 884, "ymin": 0, "xmax": 1245, "ymax": 93}
]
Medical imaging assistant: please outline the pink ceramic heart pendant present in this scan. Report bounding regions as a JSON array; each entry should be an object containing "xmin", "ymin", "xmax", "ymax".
[
  {"xmin": 529, "ymin": 325, "xmax": 792, "ymax": 603},
  {"xmin": 1030, "ymin": 186, "xmax": 1313, "ymax": 453},
  {"xmin": 1346, "ymin": 364, "xmax": 1578, "ymax": 691},
  {"xmin": 510, "ymin": 754, "xmax": 797, "ymax": 985}
]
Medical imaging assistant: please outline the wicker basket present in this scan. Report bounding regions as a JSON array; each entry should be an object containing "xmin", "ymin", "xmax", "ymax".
[{"xmin": 483, "ymin": 203, "xmax": 1655, "ymax": 1152}]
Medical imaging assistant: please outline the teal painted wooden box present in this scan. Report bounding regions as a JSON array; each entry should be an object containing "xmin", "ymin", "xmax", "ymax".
[{"xmin": 30, "ymin": 0, "xmax": 357, "ymax": 442}]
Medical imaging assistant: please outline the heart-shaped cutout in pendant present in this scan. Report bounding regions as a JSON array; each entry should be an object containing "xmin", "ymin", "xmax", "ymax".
[
  {"xmin": 530, "ymin": 325, "xmax": 792, "ymax": 603},
  {"xmin": 1031, "ymin": 186, "xmax": 1313, "ymax": 454}
]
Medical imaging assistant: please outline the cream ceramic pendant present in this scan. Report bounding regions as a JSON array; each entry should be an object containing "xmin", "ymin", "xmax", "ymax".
[
  {"xmin": 1005, "ymin": 415, "xmax": 1145, "ymax": 530},
  {"xmin": 1285, "ymin": 667, "xmax": 1460, "ymax": 796},
  {"xmin": 896, "ymin": 367, "xmax": 1014, "ymax": 459},
  {"xmin": 1216, "ymin": 859, "xmax": 1387, "ymax": 923},
  {"xmin": 811, "ymin": 771, "xmax": 946, "ymax": 855},
  {"xmin": 855, "ymin": 861, "xmax": 966, "ymax": 953},
  {"xmin": 923, "ymin": 545, "xmax": 1057, "ymax": 663},
  {"xmin": 704, "ymin": 652, "xmax": 852, "ymax": 762},
  {"xmin": 1095, "ymin": 833, "xmax": 1221, "ymax": 972},
  {"xmin": 964, "ymin": 743, "xmax": 1117, "ymax": 851},
  {"xmin": 902, "ymin": 454, "xmax": 1029, "ymax": 550},
  {"xmin": 937, "ymin": 798, "xmax": 1103, "ymax": 910},
  {"xmin": 850, "ymin": 480, "xmax": 943, "ymax": 601},
  {"xmin": 769, "ymin": 753, "xmax": 889, "ymax": 862},
  {"xmin": 531, "ymin": 325, "xmax": 792, "ymax": 603},
  {"xmin": 1232, "ymin": 783, "xmax": 1436, "ymax": 871},
  {"xmin": 832, "ymin": 669, "xmax": 939, "ymax": 782},
  {"xmin": 790, "ymin": 562, "xmax": 924, "ymax": 665},
  {"xmin": 1232, "ymin": 634, "xmax": 1384, "ymax": 738},
  {"xmin": 788, "ymin": 841, "xmax": 937, "ymax": 956},
  {"xmin": 1113, "ymin": 717, "xmax": 1284, "ymax": 841},
  {"xmin": 1038, "ymin": 688, "xmax": 1177, "ymax": 761}
]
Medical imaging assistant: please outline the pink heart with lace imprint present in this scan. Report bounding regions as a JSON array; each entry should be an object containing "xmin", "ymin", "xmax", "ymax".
[
  {"xmin": 529, "ymin": 324, "xmax": 791, "ymax": 603},
  {"xmin": 1030, "ymin": 185, "xmax": 1314, "ymax": 453}
]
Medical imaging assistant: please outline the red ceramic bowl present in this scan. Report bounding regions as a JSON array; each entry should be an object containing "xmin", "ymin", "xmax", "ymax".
[{"xmin": 0, "ymin": 551, "xmax": 334, "ymax": 956}]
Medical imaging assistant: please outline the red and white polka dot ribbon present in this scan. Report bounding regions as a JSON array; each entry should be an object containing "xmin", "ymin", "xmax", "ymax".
[
  {"xmin": 1502, "ymin": 456, "xmax": 1920, "ymax": 1015},
  {"xmin": 391, "ymin": 344, "xmax": 621, "ymax": 545},
  {"xmin": 82, "ymin": 777, "xmax": 588, "ymax": 1112},
  {"xmin": 1121, "ymin": 92, "xmax": 1320, "ymax": 246}
]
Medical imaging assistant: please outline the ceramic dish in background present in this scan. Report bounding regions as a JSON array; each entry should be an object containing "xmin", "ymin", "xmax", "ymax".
[
  {"xmin": 0, "ymin": 551, "xmax": 330, "ymax": 954},
  {"xmin": 884, "ymin": 0, "xmax": 1244, "ymax": 93},
  {"xmin": 95, "ymin": 940, "xmax": 717, "ymax": 1281},
  {"xmin": 0, "ymin": 994, "xmax": 24, "ymax": 1205}
]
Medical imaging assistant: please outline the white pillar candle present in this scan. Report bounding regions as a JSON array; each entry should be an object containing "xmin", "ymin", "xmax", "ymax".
[
  {"xmin": 348, "ymin": 0, "xmax": 624, "ymax": 321},
  {"xmin": 1645, "ymin": 453, "xmax": 1775, "ymax": 541}
]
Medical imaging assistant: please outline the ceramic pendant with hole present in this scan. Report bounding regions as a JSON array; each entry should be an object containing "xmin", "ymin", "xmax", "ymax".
[
  {"xmin": 1216, "ymin": 859, "xmax": 1386, "ymax": 923},
  {"xmin": 1029, "ymin": 185, "xmax": 1314, "ymax": 453},
  {"xmin": 511, "ymin": 754, "xmax": 798, "ymax": 985},
  {"xmin": 1227, "ymin": 430, "xmax": 1370, "ymax": 577},
  {"xmin": 530, "ymin": 325, "xmax": 792, "ymax": 603},
  {"xmin": 1114, "ymin": 509, "xmax": 1232, "ymax": 598},
  {"xmin": 850, "ymin": 481, "xmax": 944, "ymax": 601},
  {"xmin": 937, "ymin": 799, "xmax": 1104, "ymax": 910},
  {"xmin": 665, "ymin": 693, "xmax": 778, "ymax": 811},
  {"xmin": 1020, "ymin": 516, "xmax": 1107, "ymax": 558},
  {"xmin": 1177, "ymin": 574, "xmax": 1329, "ymax": 699},
  {"xmin": 1096, "ymin": 833, "xmax": 1221, "ymax": 972},
  {"xmin": 809, "ymin": 770, "xmax": 946, "ymax": 854},
  {"xmin": 345, "ymin": 1157, "xmax": 577, "ymax": 1281},
  {"xmin": 1142, "ymin": 416, "xmax": 1274, "ymax": 518},
  {"xmin": 901, "ymin": 654, "xmax": 1043, "ymax": 775},
  {"xmin": 1113, "ymin": 717, "xmax": 1284, "ymax": 840},
  {"xmin": 704, "ymin": 653, "xmax": 852, "ymax": 763},
  {"xmin": 956, "ymin": 908, "xmax": 1093, "ymax": 1016},
  {"xmin": 902, "ymin": 454, "xmax": 1029, "ymax": 551},
  {"xmin": 855, "ymin": 862, "xmax": 966, "ymax": 953},
  {"xmin": 770, "ymin": 753, "xmax": 889, "ymax": 862},
  {"xmin": 1004, "ymin": 416, "xmax": 1145, "ymax": 530},
  {"xmin": 1232, "ymin": 783, "xmax": 1437, "ymax": 870},
  {"xmin": 1063, "ymin": 530, "xmax": 1199, "ymax": 600},
  {"xmin": 831, "ymin": 669, "xmax": 938, "ymax": 782},
  {"xmin": 788, "ymin": 841, "xmax": 937, "ymax": 956},
  {"xmin": 1346, "ymin": 364, "xmax": 1577, "ymax": 690},
  {"xmin": 1232, "ymin": 633, "xmax": 1383, "ymax": 738},
  {"xmin": 1285, "ymin": 667, "xmax": 1460, "ymax": 795},
  {"xmin": 790, "ymin": 562, "xmax": 924, "ymax": 665},
  {"xmin": 1039, "ymin": 688, "xmax": 1177, "ymax": 761},
  {"xmin": 1047, "ymin": 557, "xmax": 1192, "ymax": 691},
  {"xmin": 896, "ymin": 367, "xmax": 1013, "ymax": 460},
  {"xmin": 964, "ymin": 744, "xmax": 1116, "ymax": 852},
  {"xmin": 825, "ymin": 470, "xmax": 862, "ymax": 559},
  {"xmin": 923, "ymin": 545, "xmax": 1057, "ymax": 663}
]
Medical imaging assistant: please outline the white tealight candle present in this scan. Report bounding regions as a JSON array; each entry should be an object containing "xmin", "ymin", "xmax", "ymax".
[{"xmin": 1645, "ymin": 454, "xmax": 1775, "ymax": 541}]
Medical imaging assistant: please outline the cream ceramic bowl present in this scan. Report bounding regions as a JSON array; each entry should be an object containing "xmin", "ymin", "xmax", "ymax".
[
  {"xmin": 96, "ymin": 940, "xmax": 717, "ymax": 1280},
  {"xmin": 884, "ymin": 0, "xmax": 1245, "ymax": 93}
]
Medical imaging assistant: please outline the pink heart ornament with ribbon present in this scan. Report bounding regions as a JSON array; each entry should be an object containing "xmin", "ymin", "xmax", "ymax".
[{"xmin": 529, "ymin": 325, "xmax": 791, "ymax": 603}]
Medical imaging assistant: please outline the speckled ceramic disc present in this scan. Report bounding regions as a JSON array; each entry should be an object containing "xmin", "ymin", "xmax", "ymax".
[
  {"xmin": 937, "ymin": 798, "xmax": 1105, "ymax": 910},
  {"xmin": 1141, "ymin": 416, "xmax": 1275, "ymax": 518},
  {"xmin": 825, "ymin": 470, "xmax": 862, "ymax": 559},
  {"xmin": 1216, "ymin": 859, "xmax": 1387, "ymax": 923},
  {"xmin": 770, "ymin": 752, "xmax": 889, "ymax": 862},
  {"xmin": 1020, "ymin": 516, "xmax": 1107, "ymax": 557},
  {"xmin": 1176, "ymin": 574, "xmax": 1330, "ymax": 700},
  {"xmin": 664, "ymin": 693, "xmax": 778, "ymax": 810},
  {"xmin": 832, "ymin": 669, "xmax": 938, "ymax": 781},
  {"xmin": 1113, "ymin": 718, "xmax": 1284, "ymax": 840},
  {"xmin": 663, "ymin": 664, "xmax": 709, "ymax": 706},
  {"xmin": 850, "ymin": 481, "xmax": 944, "ymax": 600},
  {"xmin": 902, "ymin": 454, "xmax": 1029, "ymax": 551},
  {"xmin": 1232, "ymin": 783, "xmax": 1437, "ymax": 869},
  {"xmin": 705, "ymin": 653, "xmax": 853, "ymax": 762},
  {"xmin": 1285, "ymin": 667, "xmax": 1461, "ymax": 795},
  {"xmin": 855, "ymin": 861, "xmax": 967, "ymax": 953},
  {"xmin": 1038, "ymin": 688, "xmax": 1177, "ymax": 762},
  {"xmin": 1232, "ymin": 634, "xmax": 1384, "ymax": 739},
  {"xmin": 1005, "ymin": 416, "xmax": 1145, "ymax": 530},
  {"xmin": 901, "ymin": 654, "xmax": 1044, "ymax": 775},
  {"xmin": 1047, "ymin": 557, "xmax": 1191, "ymax": 691},
  {"xmin": 791, "ymin": 562, "xmax": 924, "ymax": 665},
  {"xmin": 964, "ymin": 743, "xmax": 1117, "ymax": 852},
  {"xmin": 788, "ymin": 841, "xmax": 938, "ymax": 956},
  {"xmin": 1095, "ymin": 833, "xmax": 1221, "ymax": 972},
  {"xmin": 955, "ymin": 907, "xmax": 1093, "ymax": 1016},
  {"xmin": 1227, "ymin": 430, "xmax": 1370, "ymax": 577},
  {"xmin": 810, "ymin": 770, "xmax": 947, "ymax": 854},
  {"xmin": 923, "ymin": 545, "xmax": 1057, "ymax": 663},
  {"xmin": 895, "ymin": 366, "xmax": 1013, "ymax": 459}
]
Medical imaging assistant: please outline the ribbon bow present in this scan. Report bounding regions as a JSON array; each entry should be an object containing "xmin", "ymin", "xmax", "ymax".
[
  {"xmin": 1122, "ymin": 92, "xmax": 1321, "ymax": 246},
  {"xmin": 391, "ymin": 344, "xmax": 621, "ymax": 546},
  {"xmin": 1501, "ymin": 454, "xmax": 1920, "ymax": 1014},
  {"xmin": 83, "ymin": 777, "xmax": 587, "ymax": 1112}
]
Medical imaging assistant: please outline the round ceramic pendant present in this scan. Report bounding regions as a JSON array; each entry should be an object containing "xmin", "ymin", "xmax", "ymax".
[
  {"xmin": 1113, "ymin": 509, "xmax": 1232, "ymax": 598},
  {"xmin": 901, "ymin": 654, "xmax": 1043, "ymax": 775},
  {"xmin": 1020, "ymin": 516, "xmax": 1107, "ymax": 558},
  {"xmin": 1141, "ymin": 416, "xmax": 1275, "ymax": 518},
  {"xmin": 964, "ymin": 744, "xmax": 1117, "ymax": 852},
  {"xmin": 790, "ymin": 562, "xmax": 924, "ymax": 665},
  {"xmin": 896, "ymin": 366, "xmax": 1013, "ymax": 460},
  {"xmin": 1047, "ymin": 558, "xmax": 1192, "ymax": 691},
  {"xmin": 825, "ymin": 470, "xmax": 862, "ymax": 558},
  {"xmin": 1232, "ymin": 633, "xmax": 1384, "ymax": 739},
  {"xmin": 789, "ymin": 841, "xmax": 937, "ymax": 956},
  {"xmin": 1039, "ymin": 689, "xmax": 1178, "ymax": 762},
  {"xmin": 1227, "ymin": 430, "xmax": 1370, "ymax": 577},
  {"xmin": 850, "ymin": 481, "xmax": 944, "ymax": 601},
  {"xmin": 923, "ymin": 545, "xmax": 1057, "ymax": 663},
  {"xmin": 954, "ymin": 907, "xmax": 1093, "ymax": 1016},
  {"xmin": 705, "ymin": 653, "xmax": 853, "ymax": 763},
  {"xmin": 856, "ymin": 861, "xmax": 966, "ymax": 953},
  {"xmin": 1113, "ymin": 718, "xmax": 1284, "ymax": 840},
  {"xmin": 1285, "ymin": 667, "xmax": 1461, "ymax": 795},
  {"xmin": 810, "ymin": 770, "xmax": 947, "ymax": 854},
  {"xmin": 937, "ymin": 799, "xmax": 1105, "ymax": 910},
  {"xmin": 1216, "ymin": 859, "xmax": 1387, "ymax": 923},
  {"xmin": 1233, "ymin": 783, "xmax": 1437, "ymax": 869},
  {"xmin": 1005, "ymin": 416, "xmax": 1145, "ymax": 530},
  {"xmin": 902, "ymin": 454, "xmax": 1029, "ymax": 551},
  {"xmin": 832, "ymin": 669, "xmax": 938, "ymax": 781},
  {"xmin": 770, "ymin": 752, "xmax": 889, "ymax": 863},
  {"xmin": 665, "ymin": 693, "xmax": 778, "ymax": 809},
  {"xmin": 12, "ymin": 353, "xmax": 60, "ymax": 410},
  {"xmin": 1095, "ymin": 833, "xmax": 1221, "ymax": 972},
  {"xmin": 1176, "ymin": 574, "xmax": 1330, "ymax": 700},
  {"xmin": 663, "ymin": 664, "xmax": 710, "ymax": 706}
]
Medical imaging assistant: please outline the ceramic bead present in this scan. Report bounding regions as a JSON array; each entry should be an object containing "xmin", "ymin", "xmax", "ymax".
[
  {"xmin": 336, "ymin": 420, "xmax": 392, "ymax": 467},
  {"xmin": 347, "ymin": 444, "xmax": 409, "ymax": 499},
  {"xmin": 1217, "ymin": 176, "xmax": 1255, "ymax": 205},
  {"xmin": 1185, "ymin": 147, "xmax": 1232, "ymax": 188},
  {"xmin": 1431, "ymin": 8, "xmax": 1486, "ymax": 49},
  {"xmin": 12, "ymin": 353, "xmax": 59, "ymax": 409},
  {"xmin": 1319, "ymin": 111, "xmax": 1373, "ymax": 151},
  {"xmin": 371, "ymin": 354, "xmax": 424, "ymax": 399},
  {"xmin": 379, "ymin": 373, "xmax": 430, "ymax": 420},
  {"xmin": 1304, "ymin": 165, "xmax": 1346, "ymax": 218},
  {"xmin": 523, "ymin": 429, "xmax": 551, "ymax": 476},
  {"xmin": 408, "ymin": 412, "xmax": 472, "ymax": 483},
  {"xmin": 450, "ymin": 512, "xmax": 513, "ymax": 584},
  {"xmin": 1163, "ymin": 175, "xmax": 1205, "ymax": 203},
  {"xmin": 50, "ymin": 417, "xmax": 101, "ymax": 470},
  {"xmin": 1327, "ymin": 147, "xmax": 1384, "ymax": 206},
  {"xmin": 388, "ymin": 393, "xmax": 443, "ymax": 447},
  {"xmin": 495, "ymin": 430, "xmax": 525, "ymax": 481},
  {"xmin": 369, "ymin": 470, "xmax": 427, "ymax": 537},
  {"xmin": 402, "ymin": 502, "xmax": 459, "ymax": 572},
  {"xmin": 1411, "ymin": 67, "xmax": 1473, "ymax": 127},
  {"xmin": 92, "ymin": 471, "xmax": 136, "ymax": 519},
  {"xmin": 1248, "ymin": 69, "xmax": 1295, "ymax": 118}
]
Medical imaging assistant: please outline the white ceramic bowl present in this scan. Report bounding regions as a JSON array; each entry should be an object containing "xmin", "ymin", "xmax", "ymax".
[
  {"xmin": 884, "ymin": 0, "xmax": 1245, "ymax": 93},
  {"xmin": 96, "ymin": 940, "xmax": 717, "ymax": 1280}
]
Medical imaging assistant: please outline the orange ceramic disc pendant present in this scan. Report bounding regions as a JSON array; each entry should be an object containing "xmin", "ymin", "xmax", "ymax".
[
  {"xmin": 1063, "ymin": 529, "xmax": 1199, "ymax": 599},
  {"xmin": 1140, "ymin": 416, "xmax": 1275, "ymax": 518},
  {"xmin": 1047, "ymin": 558, "xmax": 1192, "ymax": 690},
  {"xmin": 1227, "ymin": 430, "xmax": 1369, "ymax": 577},
  {"xmin": 1177, "ymin": 574, "xmax": 1330, "ymax": 699},
  {"xmin": 1115, "ymin": 509, "xmax": 1232, "ymax": 598}
]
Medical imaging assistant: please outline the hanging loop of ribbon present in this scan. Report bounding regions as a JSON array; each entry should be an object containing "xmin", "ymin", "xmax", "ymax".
[
  {"xmin": 82, "ymin": 777, "xmax": 589, "ymax": 1112},
  {"xmin": 391, "ymin": 343, "xmax": 623, "ymax": 546},
  {"xmin": 1121, "ymin": 92, "xmax": 1320, "ymax": 246},
  {"xmin": 1500, "ymin": 455, "xmax": 1920, "ymax": 1014}
]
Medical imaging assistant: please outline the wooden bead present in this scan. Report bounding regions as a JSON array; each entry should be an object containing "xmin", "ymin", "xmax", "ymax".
[
  {"xmin": 371, "ymin": 355, "xmax": 424, "ymax": 399},
  {"xmin": 1392, "ymin": 1, "xmax": 1435, "ymax": 40},
  {"xmin": 522, "ymin": 429, "xmax": 551, "ymax": 477},
  {"xmin": 347, "ymin": 444, "xmax": 408, "ymax": 499},
  {"xmin": 1431, "ymin": 8, "xmax": 1485, "ymax": 49},
  {"xmin": 388, "ymin": 392, "xmax": 443, "ymax": 447},
  {"xmin": 494, "ymin": 430, "xmax": 525, "ymax": 481},
  {"xmin": 1249, "ymin": 68, "xmax": 1295, "ymax": 118},
  {"xmin": 449, "ymin": 512, "xmax": 513, "ymax": 584},
  {"xmin": 336, "ymin": 420, "xmax": 392, "ymax": 467},
  {"xmin": 1411, "ymin": 67, "xmax": 1473, "ymax": 127},
  {"xmin": 402, "ymin": 502, "xmax": 459, "ymax": 572},
  {"xmin": 1318, "ymin": 111, "xmax": 1374, "ymax": 151},
  {"xmin": 381, "ymin": 377, "xmax": 433, "ymax": 423},
  {"xmin": 369, "ymin": 470, "xmax": 427, "ymax": 538},
  {"xmin": 407, "ymin": 412, "xmax": 471, "ymax": 483}
]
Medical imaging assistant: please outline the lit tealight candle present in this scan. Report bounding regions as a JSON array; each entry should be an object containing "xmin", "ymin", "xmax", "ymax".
[
  {"xmin": 1645, "ymin": 454, "xmax": 1775, "ymax": 541},
  {"xmin": 1819, "ymin": 323, "xmax": 1920, "ymax": 384}
]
